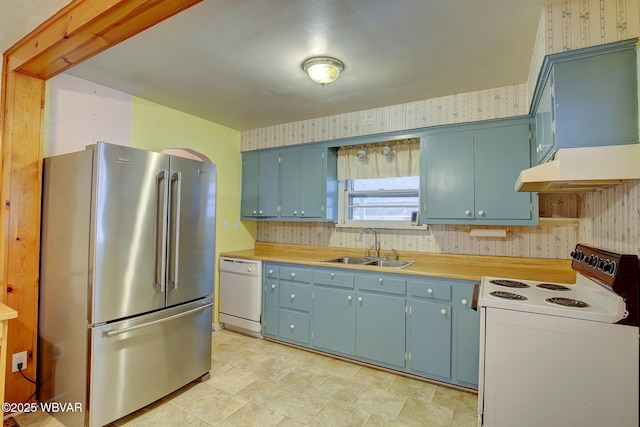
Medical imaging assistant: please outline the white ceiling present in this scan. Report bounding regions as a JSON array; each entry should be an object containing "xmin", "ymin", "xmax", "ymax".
[{"xmin": 2, "ymin": 0, "xmax": 551, "ymax": 131}]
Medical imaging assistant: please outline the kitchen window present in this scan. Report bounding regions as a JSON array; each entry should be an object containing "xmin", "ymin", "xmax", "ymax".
[{"xmin": 337, "ymin": 138, "xmax": 423, "ymax": 229}]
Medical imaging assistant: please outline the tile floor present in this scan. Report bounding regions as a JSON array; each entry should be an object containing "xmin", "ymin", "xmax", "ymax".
[{"xmin": 9, "ymin": 329, "xmax": 478, "ymax": 426}]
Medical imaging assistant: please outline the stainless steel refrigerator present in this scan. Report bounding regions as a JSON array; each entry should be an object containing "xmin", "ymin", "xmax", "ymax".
[{"xmin": 38, "ymin": 142, "xmax": 216, "ymax": 427}]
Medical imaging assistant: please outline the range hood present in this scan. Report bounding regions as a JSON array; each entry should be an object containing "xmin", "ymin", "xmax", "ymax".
[{"xmin": 516, "ymin": 144, "xmax": 640, "ymax": 193}]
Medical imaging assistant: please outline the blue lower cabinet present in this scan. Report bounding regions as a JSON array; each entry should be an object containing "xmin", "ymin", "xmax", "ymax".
[
  {"xmin": 355, "ymin": 291, "xmax": 406, "ymax": 369},
  {"xmin": 278, "ymin": 309, "xmax": 310, "ymax": 345},
  {"xmin": 262, "ymin": 263, "xmax": 479, "ymax": 390},
  {"xmin": 452, "ymin": 283, "xmax": 480, "ymax": 388},
  {"xmin": 263, "ymin": 277, "xmax": 279, "ymax": 337},
  {"xmin": 311, "ymin": 286, "xmax": 356, "ymax": 356},
  {"xmin": 408, "ymin": 299, "xmax": 452, "ymax": 379}
]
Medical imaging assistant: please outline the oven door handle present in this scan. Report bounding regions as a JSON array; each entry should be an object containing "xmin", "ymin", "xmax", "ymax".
[{"xmin": 471, "ymin": 283, "xmax": 480, "ymax": 311}]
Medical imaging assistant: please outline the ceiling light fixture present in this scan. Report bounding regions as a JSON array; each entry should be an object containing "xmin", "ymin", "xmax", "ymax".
[{"xmin": 301, "ymin": 57, "xmax": 344, "ymax": 86}]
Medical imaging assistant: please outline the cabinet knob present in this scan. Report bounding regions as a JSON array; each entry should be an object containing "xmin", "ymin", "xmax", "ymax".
[
  {"xmin": 268, "ymin": 269, "xmax": 273, "ymax": 274},
  {"xmin": 258, "ymin": 210, "xmax": 263, "ymax": 215},
  {"xmin": 301, "ymin": 211, "xmax": 305, "ymax": 216},
  {"xmin": 290, "ymin": 324, "xmax": 295, "ymax": 330},
  {"xmin": 347, "ymin": 295, "xmax": 352, "ymax": 301},
  {"xmin": 461, "ymin": 299, "xmax": 468, "ymax": 305},
  {"xmin": 378, "ymin": 278, "xmax": 383, "ymax": 283},
  {"xmin": 291, "ymin": 272, "xmax": 296, "ymax": 278},
  {"xmin": 293, "ymin": 210, "xmax": 298, "ymax": 215},
  {"xmin": 464, "ymin": 210, "xmax": 471, "ymax": 216},
  {"xmin": 330, "ymin": 273, "xmax": 335, "ymax": 278},
  {"xmin": 478, "ymin": 210, "xmax": 485, "ymax": 216},
  {"xmin": 271, "ymin": 284, "xmax": 276, "ymax": 290},
  {"xmin": 290, "ymin": 294, "xmax": 295, "ymax": 300},
  {"xmin": 253, "ymin": 210, "xmax": 257, "ymax": 215},
  {"xmin": 358, "ymin": 296, "xmax": 363, "ymax": 303},
  {"xmin": 427, "ymin": 288, "xmax": 433, "ymax": 294},
  {"xmin": 441, "ymin": 309, "xmax": 447, "ymax": 315}
]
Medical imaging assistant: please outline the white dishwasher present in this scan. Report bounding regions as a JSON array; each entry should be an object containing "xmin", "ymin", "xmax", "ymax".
[{"xmin": 219, "ymin": 257, "xmax": 263, "ymax": 336}]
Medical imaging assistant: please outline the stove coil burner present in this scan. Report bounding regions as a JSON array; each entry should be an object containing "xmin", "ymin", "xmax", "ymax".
[
  {"xmin": 546, "ymin": 297, "xmax": 589, "ymax": 308},
  {"xmin": 490, "ymin": 280, "xmax": 529, "ymax": 288},
  {"xmin": 490, "ymin": 291, "xmax": 528, "ymax": 300},
  {"xmin": 537, "ymin": 283, "xmax": 571, "ymax": 291}
]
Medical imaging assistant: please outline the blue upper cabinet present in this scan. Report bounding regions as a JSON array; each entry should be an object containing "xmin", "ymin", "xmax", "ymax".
[
  {"xmin": 241, "ymin": 150, "xmax": 280, "ymax": 219},
  {"xmin": 422, "ymin": 118, "xmax": 537, "ymax": 225},
  {"xmin": 531, "ymin": 38, "xmax": 638, "ymax": 164},
  {"xmin": 241, "ymin": 145, "xmax": 338, "ymax": 222}
]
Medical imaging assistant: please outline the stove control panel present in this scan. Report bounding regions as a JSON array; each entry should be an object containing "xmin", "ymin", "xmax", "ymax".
[
  {"xmin": 571, "ymin": 248, "xmax": 620, "ymax": 277},
  {"xmin": 571, "ymin": 244, "xmax": 639, "ymax": 326}
]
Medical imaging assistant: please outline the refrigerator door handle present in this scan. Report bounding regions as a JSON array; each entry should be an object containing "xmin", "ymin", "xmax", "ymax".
[
  {"xmin": 102, "ymin": 302, "xmax": 213, "ymax": 338},
  {"xmin": 155, "ymin": 170, "xmax": 169, "ymax": 292},
  {"xmin": 169, "ymin": 171, "xmax": 182, "ymax": 290}
]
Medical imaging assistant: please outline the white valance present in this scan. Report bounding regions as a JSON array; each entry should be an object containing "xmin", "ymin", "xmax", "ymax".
[{"xmin": 337, "ymin": 138, "xmax": 420, "ymax": 180}]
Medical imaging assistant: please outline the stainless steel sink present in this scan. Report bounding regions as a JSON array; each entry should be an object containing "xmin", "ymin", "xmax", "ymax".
[
  {"xmin": 367, "ymin": 259, "xmax": 415, "ymax": 269},
  {"xmin": 321, "ymin": 257, "xmax": 415, "ymax": 269},
  {"xmin": 322, "ymin": 256, "xmax": 372, "ymax": 265}
]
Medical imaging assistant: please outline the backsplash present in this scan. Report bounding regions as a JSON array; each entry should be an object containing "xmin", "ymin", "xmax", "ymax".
[
  {"xmin": 243, "ymin": 0, "xmax": 640, "ymax": 259},
  {"xmin": 257, "ymin": 222, "xmax": 578, "ymax": 259},
  {"xmin": 581, "ymin": 181, "xmax": 640, "ymax": 256}
]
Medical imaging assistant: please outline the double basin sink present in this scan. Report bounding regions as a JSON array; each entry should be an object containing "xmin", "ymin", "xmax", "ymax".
[{"xmin": 322, "ymin": 256, "xmax": 415, "ymax": 269}]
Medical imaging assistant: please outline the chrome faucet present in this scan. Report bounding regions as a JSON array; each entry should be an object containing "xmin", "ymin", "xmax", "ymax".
[{"xmin": 359, "ymin": 227, "xmax": 379, "ymax": 258}]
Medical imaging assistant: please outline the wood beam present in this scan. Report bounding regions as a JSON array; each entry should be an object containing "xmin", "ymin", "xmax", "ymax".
[{"xmin": 1, "ymin": 0, "xmax": 202, "ymax": 406}]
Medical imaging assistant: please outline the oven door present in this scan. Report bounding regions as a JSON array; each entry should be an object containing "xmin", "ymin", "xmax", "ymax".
[{"xmin": 478, "ymin": 306, "xmax": 639, "ymax": 427}]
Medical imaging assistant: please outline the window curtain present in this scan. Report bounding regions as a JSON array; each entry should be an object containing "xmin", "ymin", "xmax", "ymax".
[{"xmin": 337, "ymin": 138, "xmax": 420, "ymax": 180}]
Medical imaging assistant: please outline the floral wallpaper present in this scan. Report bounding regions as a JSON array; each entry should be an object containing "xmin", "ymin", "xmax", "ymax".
[{"xmin": 241, "ymin": 0, "xmax": 640, "ymax": 258}]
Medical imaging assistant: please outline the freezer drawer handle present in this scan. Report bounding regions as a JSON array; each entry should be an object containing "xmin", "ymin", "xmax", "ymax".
[{"xmin": 103, "ymin": 302, "xmax": 213, "ymax": 338}]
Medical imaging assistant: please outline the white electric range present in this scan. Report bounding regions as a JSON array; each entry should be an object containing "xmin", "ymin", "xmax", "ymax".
[{"xmin": 476, "ymin": 244, "xmax": 639, "ymax": 427}]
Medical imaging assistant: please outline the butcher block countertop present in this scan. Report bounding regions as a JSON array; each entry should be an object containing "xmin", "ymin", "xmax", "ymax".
[{"xmin": 221, "ymin": 242, "xmax": 577, "ymax": 284}]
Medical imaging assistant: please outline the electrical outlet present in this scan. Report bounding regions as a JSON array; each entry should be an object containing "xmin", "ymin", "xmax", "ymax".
[{"xmin": 12, "ymin": 351, "xmax": 27, "ymax": 373}]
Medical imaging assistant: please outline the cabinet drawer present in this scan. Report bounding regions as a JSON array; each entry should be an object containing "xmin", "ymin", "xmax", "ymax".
[
  {"xmin": 314, "ymin": 270, "xmax": 354, "ymax": 289},
  {"xmin": 264, "ymin": 265, "xmax": 279, "ymax": 279},
  {"xmin": 280, "ymin": 266, "xmax": 312, "ymax": 283},
  {"xmin": 357, "ymin": 275, "xmax": 406, "ymax": 295},
  {"xmin": 279, "ymin": 282, "xmax": 311, "ymax": 312},
  {"xmin": 278, "ymin": 309, "xmax": 310, "ymax": 345},
  {"xmin": 409, "ymin": 280, "xmax": 452, "ymax": 301}
]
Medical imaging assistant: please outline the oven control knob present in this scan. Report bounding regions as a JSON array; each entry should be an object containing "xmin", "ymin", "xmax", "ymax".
[
  {"xmin": 571, "ymin": 250, "xmax": 584, "ymax": 260},
  {"xmin": 589, "ymin": 255, "xmax": 600, "ymax": 267},
  {"xmin": 603, "ymin": 260, "xmax": 616, "ymax": 275}
]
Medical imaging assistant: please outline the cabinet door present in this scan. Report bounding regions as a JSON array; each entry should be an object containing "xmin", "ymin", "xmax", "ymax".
[
  {"xmin": 423, "ymin": 130, "xmax": 475, "ymax": 220},
  {"xmin": 474, "ymin": 124, "xmax": 532, "ymax": 220},
  {"xmin": 554, "ymin": 47, "xmax": 638, "ymax": 149},
  {"xmin": 241, "ymin": 151, "xmax": 280, "ymax": 218},
  {"xmin": 241, "ymin": 152, "xmax": 260, "ymax": 218},
  {"xmin": 535, "ymin": 73, "xmax": 555, "ymax": 164},
  {"xmin": 280, "ymin": 146, "xmax": 325, "ymax": 219},
  {"xmin": 299, "ymin": 146, "xmax": 324, "ymax": 218},
  {"xmin": 263, "ymin": 278, "xmax": 279, "ymax": 337},
  {"xmin": 279, "ymin": 148, "xmax": 302, "ymax": 218},
  {"xmin": 257, "ymin": 151, "xmax": 280, "ymax": 217},
  {"xmin": 408, "ymin": 300, "xmax": 452, "ymax": 379},
  {"xmin": 312, "ymin": 286, "xmax": 355, "ymax": 356},
  {"xmin": 453, "ymin": 286, "xmax": 479, "ymax": 387},
  {"xmin": 356, "ymin": 292, "xmax": 406, "ymax": 368}
]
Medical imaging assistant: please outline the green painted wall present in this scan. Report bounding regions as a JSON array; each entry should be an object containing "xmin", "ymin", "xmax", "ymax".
[{"xmin": 130, "ymin": 97, "xmax": 256, "ymax": 323}]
